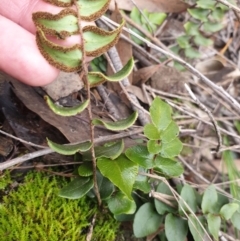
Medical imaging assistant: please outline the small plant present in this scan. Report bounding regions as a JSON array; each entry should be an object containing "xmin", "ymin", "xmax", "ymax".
[
  {"xmin": 129, "ymin": 7, "xmax": 167, "ymax": 45},
  {"xmin": 175, "ymin": 0, "xmax": 228, "ymax": 59},
  {"xmin": 0, "ymin": 171, "xmax": 119, "ymax": 241}
]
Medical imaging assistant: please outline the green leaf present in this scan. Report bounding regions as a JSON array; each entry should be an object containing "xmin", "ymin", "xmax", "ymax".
[
  {"xmin": 194, "ymin": 34, "xmax": 213, "ymax": 46},
  {"xmin": 148, "ymin": 12, "xmax": 167, "ymax": 25},
  {"xmin": 220, "ymin": 203, "xmax": 239, "ymax": 220},
  {"xmin": 133, "ymin": 169, "xmax": 151, "ymax": 193},
  {"xmin": 96, "ymin": 171, "xmax": 114, "ymax": 200},
  {"xmin": 177, "ymin": 35, "xmax": 191, "ymax": 49},
  {"xmin": 84, "ymin": 140, "xmax": 124, "ymax": 161},
  {"xmin": 184, "ymin": 21, "xmax": 200, "ymax": 36},
  {"xmin": 188, "ymin": 8, "xmax": 209, "ymax": 22},
  {"xmin": 130, "ymin": 7, "xmax": 141, "ymax": 25},
  {"xmin": 78, "ymin": 163, "xmax": 93, "ymax": 176},
  {"xmin": 184, "ymin": 47, "xmax": 201, "ymax": 59},
  {"xmin": 165, "ymin": 214, "xmax": 188, "ymax": 241},
  {"xmin": 125, "ymin": 145, "xmax": 154, "ymax": 169},
  {"xmin": 76, "ymin": 0, "xmax": 110, "ymax": 21},
  {"xmin": 150, "ymin": 97, "xmax": 172, "ymax": 131},
  {"xmin": 203, "ymin": 22, "xmax": 223, "ymax": 33},
  {"xmin": 36, "ymin": 28, "xmax": 83, "ymax": 72},
  {"xmin": 33, "ymin": 9, "xmax": 78, "ymax": 39},
  {"xmin": 108, "ymin": 192, "xmax": 136, "ymax": 215},
  {"xmin": 231, "ymin": 211, "xmax": 240, "ymax": 230},
  {"xmin": 188, "ymin": 214, "xmax": 205, "ymax": 241},
  {"xmin": 160, "ymin": 138, "xmax": 183, "ymax": 158},
  {"xmin": 197, "ymin": 0, "xmax": 216, "ymax": 10},
  {"xmin": 213, "ymin": 193, "xmax": 229, "ymax": 213},
  {"xmin": 97, "ymin": 154, "xmax": 138, "ymax": 200},
  {"xmin": 44, "ymin": 96, "xmax": 89, "ymax": 116},
  {"xmin": 92, "ymin": 111, "xmax": 138, "ymax": 131},
  {"xmin": 83, "ymin": 22, "xmax": 124, "ymax": 57},
  {"xmin": 179, "ymin": 184, "xmax": 198, "ymax": 214},
  {"xmin": 133, "ymin": 202, "xmax": 163, "ymax": 238},
  {"xmin": 201, "ymin": 185, "xmax": 218, "ymax": 214},
  {"xmin": 211, "ymin": 8, "xmax": 225, "ymax": 21},
  {"xmin": 144, "ymin": 123, "xmax": 161, "ymax": 140},
  {"xmin": 88, "ymin": 58, "xmax": 134, "ymax": 86},
  {"xmin": 59, "ymin": 176, "xmax": 93, "ymax": 199},
  {"xmin": 154, "ymin": 157, "xmax": 184, "ymax": 177},
  {"xmin": 161, "ymin": 121, "xmax": 179, "ymax": 143},
  {"xmin": 154, "ymin": 182, "xmax": 176, "ymax": 215},
  {"xmin": 47, "ymin": 139, "xmax": 92, "ymax": 155},
  {"xmin": 207, "ymin": 214, "xmax": 221, "ymax": 241},
  {"xmin": 147, "ymin": 140, "xmax": 161, "ymax": 154}
]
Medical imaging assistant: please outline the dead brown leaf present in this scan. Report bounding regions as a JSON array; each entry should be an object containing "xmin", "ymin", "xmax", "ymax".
[
  {"xmin": 5, "ymin": 74, "xmax": 112, "ymax": 143},
  {"xmin": 109, "ymin": 0, "xmax": 190, "ymax": 13},
  {"xmin": 133, "ymin": 64, "xmax": 161, "ymax": 85},
  {"xmin": 150, "ymin": 65, "xmax": 187, "ymax": 94}
]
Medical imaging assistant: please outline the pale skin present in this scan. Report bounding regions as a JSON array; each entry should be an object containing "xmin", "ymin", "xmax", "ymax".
[{"xmin": 0, "ymin": 0, "xmax": 89, "ymax": 86}]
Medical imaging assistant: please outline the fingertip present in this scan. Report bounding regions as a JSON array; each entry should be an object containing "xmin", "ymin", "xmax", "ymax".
[{"xmin": 0, "ymin": 16, "xmax": 59, "ymax": 86}]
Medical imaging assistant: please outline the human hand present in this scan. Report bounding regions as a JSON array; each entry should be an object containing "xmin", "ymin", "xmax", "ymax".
[{"xmin": 0, "ymin": 0, "xmax": 81, "ymax": 86}]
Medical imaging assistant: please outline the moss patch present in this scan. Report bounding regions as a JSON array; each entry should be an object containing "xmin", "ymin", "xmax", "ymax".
[{"xmin": 0, "ymin": 171, "xmax": 119, "ymax": 241}]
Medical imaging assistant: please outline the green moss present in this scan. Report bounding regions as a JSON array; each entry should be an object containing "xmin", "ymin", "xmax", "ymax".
[{"xmin": 0, "ymin": 171, "xmax": 119, "ymax": 241}]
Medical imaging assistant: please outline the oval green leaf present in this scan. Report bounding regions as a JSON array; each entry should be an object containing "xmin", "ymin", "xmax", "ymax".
[
  {"xmin": 188, "ymin": 8, "xmax": 209, "ymax": 22},
  {"xmin": 160, "ymin": 138, "xmax": 183, "ymax": 158},
  {"xmin": 203, "ymin": 22, "xmax": 223, "ymax": 33},
  {"xmin": 194, "ymin": 34, "xmax": 213, "ymax": 47},
  {"xmin": 47, "ymin": 139, "xmax": 92, "ymax": 155},
  {"xmin": 33, "ymin": 9, "xmax": 79, "ymax": 39},
  {"xmin": 78, "ymin": 163, "xmax": 93, "ymax": 176},
  {"xmin": 59, "ymin": 176, "xmax": 93, "ymax": 199},
  {"xmin": 154, "ymin": 182, "xmax": 176, "ymax": 215},
  {"xmin": 125, "ymin": 145, "xmax": 154, "ymax": 169},
  {"xmin": 76, "ymin": 0, "xmax": 110, "ymax": 21},
  {"xmin": 220, "ymin": 203, "xmax": 239, "ymax": 220},
  {"xmin": 133, "ymin": 202, "xmax": 163, "ymax": 238},
  {"xmin": 88, "ymin": 58, "xmax": 134, "ymax": 87},
  {"xmin": 201, "ymin": 185, "xmax": 218, "ymax": 214},
  {"xmin": 147, "ymin": 140, "xmax": 161, "ymax": 154},
  {"xmin": 154, "ymin": 157, "xmax": 184, "ymax": 177},
  {"xmin": 165, "ymin": 214, "xmax": 188, "ymax": 241},
  {"xmin": 97, "ymin": 155, "xmax": 138, "ymax": 200},
  {"xmin": 144, "ymin": 123, "xmax": 160, "ymax": 140},
  {"xmin": 44, "ymin": 96, "xmax": 89, "ymax": 116},
  {"xmin": 133, "ymin": 169, "xmax": 151, "ymax": 193},
  {"xmin": 184, "ymin": 21, "xmax": 200, "ymax": 36},
  {"xmin": 83, "ymin": 140, "xmax": 124, "ymax": 161},
  {"xmin": 178, "ymin": 184, "xmax": 198, "ymax": 214},
  {"xmin": 150, "ymin": 97, "xmax": 172, "ymax": 131},
  {"xmin": 188, "ymin": 214, "xmax": 206, "ymax": 241},
  {"xmin": 160, "ymin": 121, "xmax": 179, "ymax": 143},
  {"xmin": 36, "ymin": 28, "xmax": 83, "ymax": 72},
  {"xmin": 83, "ymin": 21, "xmax": 124, "ymax": 57},
  {"xmin": 92, "ymin": 111, "xmax": 138, "ymax": 131},
  {"xmin": 207, "ymin": 214, "xmax": 221, "ymax": 241},
  {"xmin": 231, "ymin": 211, "xmax": 240, "ymax": 230},
  {"xmin": 108, "ymin": 192, "xmax": 136, "ymax": 215}
]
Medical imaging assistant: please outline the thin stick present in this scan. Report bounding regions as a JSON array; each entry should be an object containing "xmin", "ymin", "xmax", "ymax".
[
  {"xmin": 0, "ymin": 129, "xmax": 47, "ymax": 149},
  {"xmin": 74, "ymin": 1, "xmax": 101, "ymax": 205},
  {"xmin": 184, "ymin": 83, "xmax": 222, "ymax": 152},
  {"xmin": 0, "ymin": 129, "xmax": 143, "ymax": 171},
  {"xmin": 96, "ymin": 20, "xmax": 149, "ymax": 125},
  {"xmin": 101, "ymin": 16, "xmax": 240, "ymax": 115}
]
